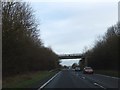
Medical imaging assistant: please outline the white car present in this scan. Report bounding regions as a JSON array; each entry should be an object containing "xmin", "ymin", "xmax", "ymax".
[{"xmin": 75, "ymin": 67, "xmax": 81, "ymax": 71}]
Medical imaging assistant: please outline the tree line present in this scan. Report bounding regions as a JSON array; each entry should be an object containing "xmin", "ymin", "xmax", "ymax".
[
  {"xmin": 80, "ymin": 22, "xmax": 120, "ymax": 70},
  {"xmin": 2, "ymin": 1, "xmax": 59, "ymax": 77}
]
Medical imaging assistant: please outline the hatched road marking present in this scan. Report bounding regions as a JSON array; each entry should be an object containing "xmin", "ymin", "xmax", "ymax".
[{"xmin": 94, "ymin": 82, "xmax": 106, "ymax": 89}]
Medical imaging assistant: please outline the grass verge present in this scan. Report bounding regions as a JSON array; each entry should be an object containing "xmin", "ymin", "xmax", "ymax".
[
  {"xmin": 95, "ymin": 70, "xmax": 119, "ymax": 78},
  {"xmin": 3, "ymin": 70, "xmax": 58, "ymax": 88}
]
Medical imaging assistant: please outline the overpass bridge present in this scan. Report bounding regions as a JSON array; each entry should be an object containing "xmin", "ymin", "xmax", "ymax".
[{"xmin": 58, "ymin": 53, "xmax": 84, "ymax": 59}]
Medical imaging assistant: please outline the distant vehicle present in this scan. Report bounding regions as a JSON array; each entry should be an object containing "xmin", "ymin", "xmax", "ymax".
[
  {"xmin": 75, "ymin": 67, "xmax": 81, "ymax": 71},
  {"xmin": 83, "ymin": 67, "xmax": 94, "ymax": 74}
]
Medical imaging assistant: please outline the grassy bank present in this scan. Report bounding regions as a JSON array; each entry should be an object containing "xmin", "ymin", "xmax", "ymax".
[
  {"xmin": 3, "ymin": 70, "xmax": 58, "ymax": 88},
  {"xmin": 95, "ymin": 70, "xmax": 119, "ymax": 78}
]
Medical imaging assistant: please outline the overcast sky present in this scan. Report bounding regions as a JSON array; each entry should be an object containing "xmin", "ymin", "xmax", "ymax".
[{"xmin": 25, "ymin": 0, "xmax": 118, "ymax": 66}]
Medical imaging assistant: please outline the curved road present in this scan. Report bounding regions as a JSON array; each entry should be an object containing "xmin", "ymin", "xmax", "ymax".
[{"xmin": 39, "ymin": 69, "xmax": 119, "ymax": 89}]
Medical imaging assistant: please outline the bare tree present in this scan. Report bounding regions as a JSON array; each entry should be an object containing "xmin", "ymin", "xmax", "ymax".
[{"xmin": 2, "ymin": 1, "xmax": 59, "ymax": 77}]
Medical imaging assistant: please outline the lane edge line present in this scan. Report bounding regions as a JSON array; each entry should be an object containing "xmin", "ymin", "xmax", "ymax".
[
  {"xmin": 38, "ymin": 71, "xmax": 60, "ymax": 90},
  {"xmin": 95, "ymin": 74, "xmax": 120, "ymax": 79}
]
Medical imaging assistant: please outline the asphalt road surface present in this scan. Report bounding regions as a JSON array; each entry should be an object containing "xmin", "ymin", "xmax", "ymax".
[{"xmin": 39, "ymin": 69, "xmax": 119, "ymax": 89}]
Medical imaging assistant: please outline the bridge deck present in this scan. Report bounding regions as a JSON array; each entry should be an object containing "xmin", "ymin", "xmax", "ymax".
[{"xmin": 58, "ymin": 54, "xmax": 83, "ymax": 59}]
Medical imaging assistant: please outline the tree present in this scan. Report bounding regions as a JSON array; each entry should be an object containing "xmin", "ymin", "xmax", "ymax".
[
  {"xmin": 2, "ymin": 1, "xmax": 59, "ymax": 77},
  {"xmin": 79, "ymin": 58, "xmax": 85, "ymax": 70},
  {"xmin": 71, "ymin": 63, "xmax": 77, "ymax": 69},
  {"xmin": 82, "ymin": 22, "xmax": 120, "ymax": 70}
]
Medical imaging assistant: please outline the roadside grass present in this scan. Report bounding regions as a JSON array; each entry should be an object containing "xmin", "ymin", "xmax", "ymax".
[
  {"xmin": 95, "ymin": 70, "xmax": 119, "ymax": 78},
  {"xmin": 3, "ymin": 70, "xmax": 57, "ymax": 88}
]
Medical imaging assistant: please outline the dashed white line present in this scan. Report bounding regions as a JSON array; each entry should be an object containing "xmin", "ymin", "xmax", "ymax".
[
  {"xmin": 94, "ymin": 82, "xmax": 106, "ymax": 89},
  {"xmin": 38, "ymin": 71, "xmax": 60, "ymax": 90},
  {"xmin": 82, "ymin": 77, "xmax": 85, "ymax": 79}
]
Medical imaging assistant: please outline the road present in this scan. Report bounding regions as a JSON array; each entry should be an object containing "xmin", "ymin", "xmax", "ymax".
[{"xmin": 39, "ymin": 69, "xmax": 119, "ymax": 89}]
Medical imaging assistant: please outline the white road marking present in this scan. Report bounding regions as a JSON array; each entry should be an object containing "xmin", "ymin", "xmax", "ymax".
[
  {"xmin": 76, "ymin": 73, "xmax": 79, "ymax": 76},
  {"xmin": 38, "ymin": 71, "xmax": 60, "ymax": 90},
  {"xmin": 95, "ymin": 74, "xmax": 119, "ymax": 79},
  {"xmin": 82, "ymin": 77, "xmax": 85, "ymax": 79},
  {"xmin": 94, "ymin": 82, "xmax": 106, "ymax": 89}
]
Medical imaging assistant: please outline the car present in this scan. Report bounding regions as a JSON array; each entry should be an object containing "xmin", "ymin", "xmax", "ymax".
[
  {"xmin": 83, "ymin": 67, "xmax": 94, "ymax": 74},
  {"xmin": 75, "ymin": 67, "xmax": 81, "ymax": 71}
]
